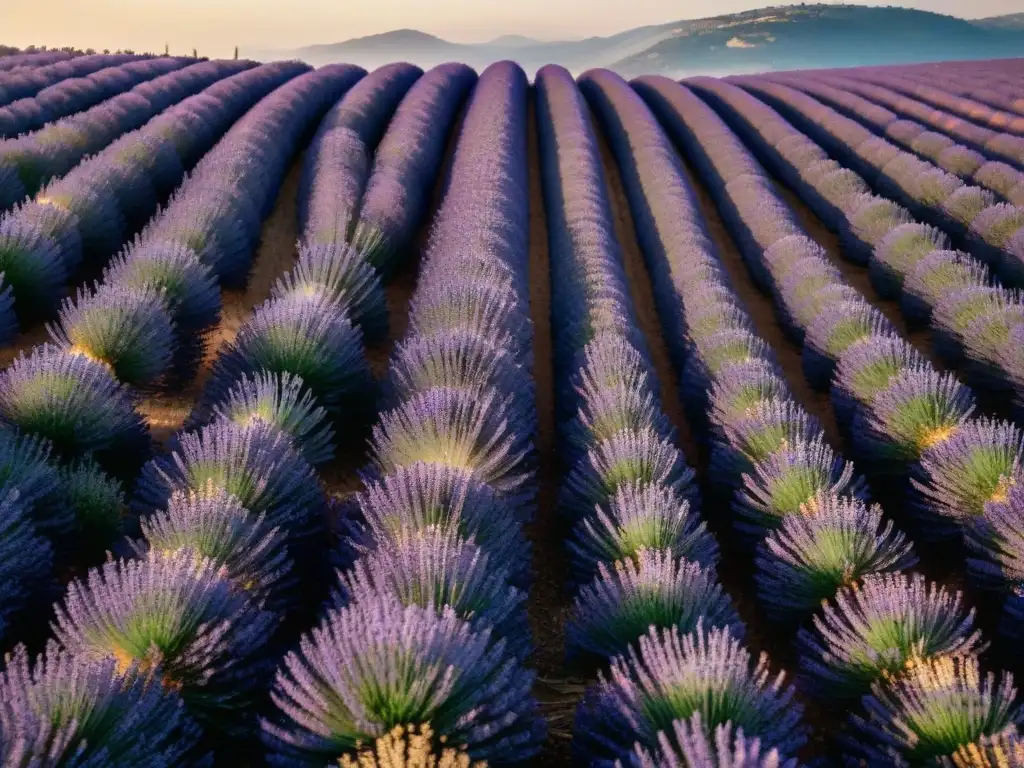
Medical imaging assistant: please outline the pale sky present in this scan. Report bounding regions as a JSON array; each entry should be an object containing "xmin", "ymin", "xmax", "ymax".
[{"xmin": 3, "ymin": 0, "xmax": 1022, "ymax": 59}]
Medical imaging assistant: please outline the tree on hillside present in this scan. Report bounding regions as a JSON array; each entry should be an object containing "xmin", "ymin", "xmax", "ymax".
[{"xmin": 234, "ymin": 45, "xmax": 239, "ymax": 59}]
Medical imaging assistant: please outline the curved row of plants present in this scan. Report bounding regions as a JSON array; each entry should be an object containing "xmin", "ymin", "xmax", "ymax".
[
  {"xmin": 256, "ymin": 60, "xmax": 546, "ymax": 766},
  {"xmin": 0, "ymin": 65, "xmax": 370, "ymax": 764},
  {"xmin": 0, "ymin": 60, "xmax": 308, "ymax": 341},
  {"xmin": 767, "ymin": 73, "xmax": 1024, "ymax": 202},
  {"xmin": 732, "ymin": 76, "xmax": 1024, "ymax": 288},
  {"xmin": 573, "ymin": 66, "xmax": 813, "ymax": 766},
  {"xmin": 638, "ymin": 73, "xmax": 1024, "ymax": 763},
  {"xmin": 691, "ymin": 76, "xmax": 1024, "ymax": 425}
]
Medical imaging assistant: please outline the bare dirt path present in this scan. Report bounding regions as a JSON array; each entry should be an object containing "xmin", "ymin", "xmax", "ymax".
[{"xmin": 524, "ymin": 95, "xmax": 576, "ymax": 767}]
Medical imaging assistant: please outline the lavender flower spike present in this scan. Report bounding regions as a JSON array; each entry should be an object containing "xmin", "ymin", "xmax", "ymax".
[
  {"xmin": 797, "ymin": 572, "xmax": 983, "ymax": 701},
  {"xmin": 0, "ymin": 641, "xmax": 205, "ymax": 767},
  {"xmin": 846, "ymin": 655, "xmax": 1022, "ymax": 765},
  {"xmin": 756, "ymin": 494, "xmax": 917, "ymax": 623},
  {"xmin": 573, "ymin": 622, "xmax": 806, "ymax": 764},
  {"xmin": 261, "ymin": 594, "xmax": 543, "ymax": 765},
  {"xmin": 566, "ymin": 550, "xmax": 743, "ymax": 661},
  {"xmin": 620, "ymin": 713, "xmax": 797, "ymax": 768}
]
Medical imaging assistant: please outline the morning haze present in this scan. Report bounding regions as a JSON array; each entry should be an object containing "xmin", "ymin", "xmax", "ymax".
[{"xmin": 3, "ymin": 0, "xmax": 1021, "ymax": 59}]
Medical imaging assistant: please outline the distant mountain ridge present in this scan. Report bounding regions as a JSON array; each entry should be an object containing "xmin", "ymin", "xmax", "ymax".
[{"xmin": 252, "ymin": 4, "xmax": 1024, "ymax": 76}]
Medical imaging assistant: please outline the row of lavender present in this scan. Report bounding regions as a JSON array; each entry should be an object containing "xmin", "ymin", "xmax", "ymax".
[
  {"xmin": 0, "ymin": 53, "xmax": 145, "ymax": 107},
  {"xmin": 764, "ymin": 73, "xmax": 1024, "ymax": 202},
  {"xmin": 559, "ymin": 68, "xmax": 809, "ymax": 766},
  {"xmin": 0, "ymin": 64, "xmax": 375, "ymax": 763},
  {"xmin": 0, "ymin": 51, "xmax": 78, "ymax": 73},
  {"xmin": 537, "ymin": 64, "xmax": 740, "ymax": 766},
  {"xmin": 0, "ymin": 60, "xmax": 319, "ymax": 643},
  {"xmin": 788, "ymin": 73, "xmax": 1024, "ymax": 176},
  {"xmin": 703, "ymin": 75, "xmax": 1024, "ymax": 425},
  {"xmin": 834, "ymin": 65, "xmax": 1024, "ymax": 139},
  {"xmin": 637, "ymin": 73, "xmax": 1024, "ymax": 762},
  {"xmin": 0, "ymin": 59, "xmax": 300, "ymax": 344},
  {"xmin": 692, "ymin": 74, "xmax": 1024, "ymax": 636},
  {"xmin": 0, "ymin": 55, "xmax": 195, "ymax": 140},
  {"xmin": 0, "ymin": 56, "xmax": 252, "ymax": 209},
  {"xmin": 728, "ymin": 77, "xmax": 1024, "ymax": 291},
  {"xmin": 256, "ymin": 60, "xmax": 546, "ymax": 764}
]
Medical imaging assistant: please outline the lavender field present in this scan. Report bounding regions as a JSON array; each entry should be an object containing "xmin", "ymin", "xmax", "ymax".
[{"xmin": 2, "ymin": 49, "xmax": 1024, "ymax": 766}]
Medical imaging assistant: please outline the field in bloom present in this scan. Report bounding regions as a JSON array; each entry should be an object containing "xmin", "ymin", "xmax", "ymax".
[{"xmin": 2, "ymin": 48, "xmax": 1024, "ymax": 766}]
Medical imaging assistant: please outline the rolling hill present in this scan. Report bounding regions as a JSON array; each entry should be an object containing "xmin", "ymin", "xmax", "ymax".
[{"xmin": 256, "ymin": 4, "xmax": 1024, "ymax": 76}]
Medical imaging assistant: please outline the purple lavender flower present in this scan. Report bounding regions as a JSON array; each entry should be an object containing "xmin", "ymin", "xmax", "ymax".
[
  {"xmin": 566, "ymin": 550, "xmax": 742, "ymax": 661},
  {"xmin": 36, "ymin": 175, "xmax": 125, "ymax": 261},
  {"xmin": 709, "ymin": 360, "xmax": 790, "ymax": 437},
  {"xmin": 16, "ymin": 197, "xmax": 83, "ymax": 272},
  {"xmin": 840, "ymin": 194, "xmax": 913, "ymax": 263},
  {"xmin": 846, "ymin": 655, "xmax": 1022, "ymax": 765},
  {"xmin": 0, "ymin": 344, "xmax": 148, "ymax": 464},
  {"xmin": 408, "ymin": 265, "xmax": 531, "ymax": 364},
  {"xmin": 199, "ymin": 371, "xmax": 336, "ymax": 466},
  {"xmin": 53, "ymin": 549, "xmax": 278, "ymax": 729},
  {"xmin": 966, "ymin": 485, "xmax": 1024, "ymax": 639},
  {"xmin": 567, "ymin": 483, "xmax": 718, "ymax": 587},
  {"xmin": 354, "ymin": 462, "xmax": 532, "ymax": 586},
  {"xmin": 0, "ymin": 213, "xmax": 68, "ymax": 321},
  {"xmin": 133, "ymin": 419, "xmax": 326, "ymax": 548},
  {"xmin": 144, "ymin": 184, "xmax": 254, "ymax": 285},
  {"xmin": 683, "ymin": 329, "xmax": 780, "ymax": 409},
  {"xmin": 871, "ymin": 222, "xmax": 950, "ymax": 298},
  {"xmin": 901, "ymin": 249, "xmax": 991, "ymax": 325},
  {"xmin": 803, "ymin": 301, "xmax": 894, "ymax": 390},
  {"xmin": 933, "ymin": 286, "xmax": 1014, "ymax": 367},
  {"xmin": 975, "ymin": 164, "xmax": 1022, "ymax": 199},
  {"xmin": 943, "ymin": 186, "xmax": 998, "ymax": 232},
  {"xmin": 756, "ymin": 494, "xmax": 916, "ymax": 622},
  {"xmin": 0, "ymin": 426, "xmax": 69, "ymax": 535},
  {"xmin": 733, "ymin": 437, "xmax": 867, "ymax": 536},
  {"xmin": 0, "ymin": 490, "xmax": 52, "ymax": 640},
  {"xmin": 832, "ymin": 335, "xmax": 927, "ymax": 431},
  {"xmin": 272, "ymin": 242, "xmax": 387, "ymax": 344},
  {"xmin": 104, "ymin": 238, "xmax": 221, "ymax": 333},
  {"xmin": 816, "ymin": 168, "xmax": 870, "ymax": 219},
  {"xmin": 59, "ymin": 457, "xmax": 125, "ymax": 550},
  {"xmin": 370, "ymin": 387, "xmax": 535, "ymax": 517},
  {"xmin": 49, "ymin": 282, "xmax": 173, "ymax": 386},
  {"xmin": 797, "ymin": 572, "xmax": 983, "ymax": 700},
  {"xmin": 913, "ymin": 417, "xmax": 1023, "ymax": 537},
  {"xmin": 857, "ymin": 368, "xmax": 976, "ymax": 472},
  {"xmin": 620, "ymin": 712, "xmax": 797, "ymax": 768},
  {"xmin": 333, "ymin": 526, "xmax": 530, "ymax": 659},
  {"xmin": 951, "ymin": 731, "xmax": 1024, "ymax": 767},
  {"xmin": 137, "ymin": 486, "xmax": 293, "ymax": 604},
  {"xmin": 711, "ymin": 397, "xmax": 825, "ymax": 490},
  {"xmin": 784, "ymin": 283, "xmax": 862, "ymax": 342},
  {"xmin": 566, "ymin": 379, "xmax": 674, "ymax": 463},
  {"xmin": 204, "ymin": 290, "xmax": 372, "ymax": 415},
  {"xmin": 970, "ymin": 204, "xmax": 1024, "ymax": 249},
  {"xmin": 963, "ymin": 301, "xmax": 1024, "ymax": 390},
  {"xmin": 768, "ymin": 239, "xmax": 840, "ymax": 336},
  {"xmin": 0, "ymin": 641, "xmax": 205, "ymax": 766},
  {"xmin": 938, "ymin": 145, "xmax": 986, "ymax": 178},
  {"xmin": 261, "ymin": 595, "xmax": 543, "ymax": 765},
  {"xmin": 573, "ymin": 623, "xmax": 805, "ymax": 764},
  {"xmin": 387, "ymin": 327, "xmax": 534, "ymax": 421},
  {"xmin": 560, "ymin": 427, "xmax": 697, "ymax": 523}
]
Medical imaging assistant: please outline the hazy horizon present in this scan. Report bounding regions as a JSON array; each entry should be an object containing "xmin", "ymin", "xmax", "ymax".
[{"xmin": 4, "ymin": 0, "xmax": 1023, "ymax": 59}]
